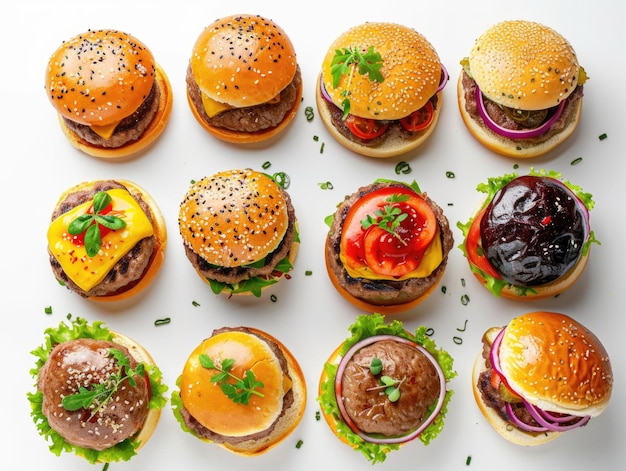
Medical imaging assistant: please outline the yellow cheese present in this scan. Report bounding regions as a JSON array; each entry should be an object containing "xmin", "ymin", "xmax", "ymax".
[
  {"xmin": 90, "ymin": 121, "xmax": 119, "ymax": 139},
  {"xmin": 341, "ymin": 228, "xmax": 443, "ymax": 281},
  {"xmin": 47, "ymin": 188, "xmax": 154, "ymax": 292},
  {"xmin": 201, "ymin": 92, "xmax": 234, "ymax": 118}
]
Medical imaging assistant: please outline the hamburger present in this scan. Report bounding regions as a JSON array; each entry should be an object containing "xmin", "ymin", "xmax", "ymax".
[
  {"xmin": 171, "ymin": 326, "xmax": 306, "ymax": 455},
  {"xmin": 325, "ymin": 178, "xmax": 453, "ymax": 314},
  {"xmin": 457, "ymin": 169, "xmax": 598, "ymax": 300},
  {"xmin": 178, "ymin": 169, "xmax": 299, "ymax": 297},
  {"xmin": 45, "ymin": 29, "xmax": 173, "ymax": 158},
  {"xmin": 318, "ymin": 314, "xmax": 455, "ymax": 463},
  {"xmin": 458, "ymin": 20, "xmax": 587, "ymax": 158},
  {"xmin": 47, "ymin": 179, "xmax": 167, "ymax": 301},
  {"xmin": 473, "ymin": 311, "xmax": 613, "ymax": 445},
  {"xmin": 27, "ymin": 317, "xmax": 168, "ymax": 463},
  {"xmin": 316, "ymin": 22, "xmax": 448, "ymax": 158},
  {"xmin": 186, "ymin": 14, "xmax": 302, "ymax": 143}
]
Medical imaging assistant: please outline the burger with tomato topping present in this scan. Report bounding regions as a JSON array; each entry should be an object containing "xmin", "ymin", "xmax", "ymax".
[
  {"xmin": 458, "ymin": 20, "xmax": 587, "ymax": 158},
  {"xmin": 316, "ymin": 22, "xmax": 448, "ymax": 158},
  {"xmin": 318, "ymin": 314, "xmax": 455, "ymax": 463},
  {"xmin": 45, "ymin": 29, "xmax": 173, "ymax": 158},
  {"xmin": 27, "ymin": 317, "xmax": 168, "ymax": 463},
  {"xmin": 473, "ymin": 311, "xmax": 613, "ymax": 445},
  {"xmin": 325, "ymin": 179, "xmax": 453, "ymax": 314},
  {"xmin": 457, "ymin": 169, "xmax": 598, "ymax": 300},
  {"xmin": 186, "ymin": 14, "xmax": 302, "ymax": 143}
]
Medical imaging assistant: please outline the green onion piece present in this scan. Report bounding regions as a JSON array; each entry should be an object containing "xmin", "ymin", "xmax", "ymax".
[
  {"xmin": 441, "ymin": 286, "xmax": 447, "ymax": 294},
  {"xmin": 425, "ymin": 327, "xmax": 435, "ymax": 336},
  {"xmin": 571, "ymin": 157, "xmax": 583, "ymax": 165},
  {"xmin": 272, "ymin": 172, "xmax": 290, "ymax": 189},
  {"xmin": 453, "ymin": 336, "xmax": 463, "ymax": 345},
  {"xmin": 313, "ymin": 135, "xmax": 319, "ymax": 141},
  {"xmin": 461, "ymin": 294, "xmax": 470, "ymax": 306},
  {"xmin": 466, "ymin": 455, "xmax": 472, "ymax": 466},
  {"xmin": 320, "ymin": 142, "xmax": 325, "ymax": 154},
  {"xmin": 315, "ymin": 410, "xmax": 321, "ymax": 421},
  {"xmin": 154, "ymin": 317, "xmax": 171, "ymax": 326},
  {"xmin": 44, "ymin": 306, "xmax": 52, "ymax": 314},
  {"xmin": 192, "ymin": 300, "xmax": 200, "ymax": 307},
  {"xmin": 270, "ymin": 294, "xmax": 278, "ymax": 303},
  {"xmin": 394, "ymin": 161, "xmax": 411, "ymax": 175},
  {"xmin": 262, "ymin": 161, "xmax": 271, "ymax": 169},
  {"xmin": 304, "ymin": 106, "xmax": 314, "ymax": 121},
  {"xmin": 457, "ymin": 319, "xmax": 468, "ymax": 332},
  {"xmin": 599, "ymin": 133, "xmax": 608, "ymax": 140},
  {"xmin": 296, "ymin": 439, "xmax": 304, "ymax": 449},
  {"xmin": 446, "ymin": 171, "xmax": 455, "ymax": 178},
  {"xmin": 305, "ymin": 270, "xmax": 313, "ymax": 276},
  {"xmin": 318, "ymin": 181, "xmax": 333, "ymax": 190}
]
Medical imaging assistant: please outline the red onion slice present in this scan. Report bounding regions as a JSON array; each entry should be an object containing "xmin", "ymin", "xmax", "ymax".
[
  {"xmin": 524, "ymin": 401, "xmax": 590, "ymax": 431},
  {"xmin": 334, "ymin": 335, "xmax": 447, "ymax": 445},
  {"xmin": 436, "ymin": 64, "xmax": 449, "ymax": 94},
  {"xmin": 476, "ymin": 86, "xmax": 567, "ymax": 140}
]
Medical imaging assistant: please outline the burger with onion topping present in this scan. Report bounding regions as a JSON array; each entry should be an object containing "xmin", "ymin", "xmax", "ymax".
[
  {"xmin": 27, "ymin": 317, "xmax": 168, "ymax": 463},
  {"xmin": 318, "ymin": 314, "xmax": 455, "ymax": 463},
  {"xmin": 458, "ymin": 20, "xmax": 587, "ymax": 158},
  {"xmin": 45, "ymin": 29, "xmax": 173, "ymax": 158},
  {"xmin": 457, "ymin": 169, "xmax": 598, "ymax": 300},
  {"xmin": 316, "ymin": 22, "xmax": 448, "ymax": 158},
  {"xmin": 186, "ymin": 14, "xmax": 302, "ymax": 143},
  {"xmin": 473, "ymin": 311, "xmax": 613, "ymax": 445}
]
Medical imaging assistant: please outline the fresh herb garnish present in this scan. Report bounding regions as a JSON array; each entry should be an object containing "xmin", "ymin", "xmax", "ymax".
[
  {"xmin": 61, "ymin": 348, "xmax": 145, "ymax": 420},
  {"xmin": 367, "ymin": 358, "xmax": 405, "ymax": 402},
  {"xmin": 361, "ymin": 194, "xmax": 410, "ymax": 245},
  {"xmin": 199, "ymin": 354, "xmax": 264, "ymax": 405},
  {"xmin": 330, "ymin": 46, "xmax": 384, "ymax": 118},
  {"xmin": 67, "ymin": 191, "xmax": 126, "ymax": 257}
]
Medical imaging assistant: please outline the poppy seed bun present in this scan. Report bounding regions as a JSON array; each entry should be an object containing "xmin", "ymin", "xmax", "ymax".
[
  {"xmin": 499, "ymin": 312, "xmax": 612, "ymax": 416},
  {"xmin": 320, "ymin": 23, "xmax": 442, "ymax": 120},
  {"xmin": 468, "ymin": 20, "xmax": 580, "ymax": 110}
]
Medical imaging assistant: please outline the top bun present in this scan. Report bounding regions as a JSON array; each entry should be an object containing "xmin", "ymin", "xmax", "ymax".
[
  {"xmin": 190, "ymin": 14, "xmax": 298, "ymax": 108},
  {"xmin": 320, "ymin": 22, "xmax": 442, "ymax": 120},
  {"xmin": 46, "ymin": 29, "xmax": 156, "ymax": 126},
  {"xmin": 468, "ymin": 20, "xmax": 580, "ymax": 110},
  {"xmin": 499, "ymin": 311, "xmax": 612, "ymax": 417}
]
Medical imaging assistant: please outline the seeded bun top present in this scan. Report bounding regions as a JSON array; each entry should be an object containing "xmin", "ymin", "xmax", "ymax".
[
  {"xmin": 320, "ymin": 22, "xmax": 442, "ymax": 121},
  {"xmin": 190, "ymin": 14, "xmax": 298, "ymax": 108},
  {"xmin": 499, "ymin": 311, "xmax": 612, "ymax": 417},
  {"xmin": 178, "ymin": 169, "xmax": 289, "ymax": 268},
  {"xmin": 468, "ymin": 20, "xmax": 580, "ymax": 110}
]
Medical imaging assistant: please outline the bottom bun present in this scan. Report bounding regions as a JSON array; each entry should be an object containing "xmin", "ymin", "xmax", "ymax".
[
  {"xmin": 187, "ymin": 81, "xmax": 302, "ymax": 144},
  {"xmin": 457, "ymin": 74, "xmax": 582, "ymax": 159},
  {"xmin": 316, "ymin": 78, "xmax": 441, "ymax": 158},
  {"xmin": 58, "ymin": 64, "xmax": 173, "ymax": 159},
  {"xmin": 471, "ymin": 353, "xmax": 559, "ymax": 446}
]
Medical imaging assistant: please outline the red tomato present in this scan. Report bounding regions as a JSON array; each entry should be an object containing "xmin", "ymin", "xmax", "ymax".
[
  {"xmin": 344, "ymin": 115, "xmax": 388, "ymax": 140},
  {"xmin": 71, "ymin": 203, "xmax": 114, "ymax": 247},
  {"xmin": 465, "ymin": 207, "xmax": 502, "ymax": 280},
  {"xmin": 400, "ymin": 101, "xmax": 434, "ymax": 132}
]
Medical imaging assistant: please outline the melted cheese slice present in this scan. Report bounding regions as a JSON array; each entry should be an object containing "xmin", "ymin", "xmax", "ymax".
[
  {"xmin": 47, "ymin": 188, "xmax": 154, "ymax": 291},
  {"xmin": 341, "ymin": 227, "xmax": 444, "ymax": 281},
  {"xmin": 90, "ymin": 121, "xmax": 119, "ymax": 139},
  {"xmin": 201, "ymin": 92, "xmax": 235, "ymax": 118}
]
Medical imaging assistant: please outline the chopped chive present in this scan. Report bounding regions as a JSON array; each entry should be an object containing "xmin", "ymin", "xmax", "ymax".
[
  {"xmin": 425, "ymin": 327, "xmax": 435, "ymax": 336},
  {"xmin": 192, "ymin": 300, "xmax": 200, "ymax": 307},
  {"xmin": 466, "ymin": 455, "xmax": 472, "ymax": 466},
  {"xmin": 305, "ymin": 270, "xmax": 313, "ymax": 276},
  {"xmin": 304, "ymin": 106, "xmax": 314, "ymax": 121},
  {"xmin": 599, "ymin": 133, "xmax": 607, "ymax": 140},
  {"xmin": 262, "ymin": 161, "xmax": 271, "ymax": 169},
  {"xmin": 296, "ymin": 439, "xmax": 304, "ymax": 449},
  {"xmin": 320, "ymin": 142, "xmax": 325, "ymax": 154},
  {"xmin": 571, "ymin": 157, "xmax": 583, "ymax": 165},
  {"xmin": 270, "ymin": 294, "xmax": 278, "ymax": 303},
  {"xmin": 154, "ymin": 317, "xmax": 171, "ymax": 326},
  {"xmin": 394, "ymin": 161, "xmax": 411, "ymax": 175},
  {"xmin": 44, "ymin": 306, "xmax": 53, "ymax": 315},
  {"xmin": 446, "ymin": 171, "xmax": 455, "ymax": 178},
  {"xmin": 461, "ymin": 294, "xmax": 470, "ymax": 306},
  {"xmin": 313, "ymin": 135, "xmax": 319, "ymax": 141},
  {"xmin": 453, "ymin": 336, "xmax": 463, "ymax": 345}
]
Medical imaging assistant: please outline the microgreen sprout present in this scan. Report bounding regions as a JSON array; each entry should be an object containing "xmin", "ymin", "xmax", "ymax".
[
  {"xmin": 367, "ymin": 357, "xmax": 405, "ymax": 402},
  {"xmin": 361, "ymin": 194, "xmax": 410, "ymax": 245},
  {"xmin": 199, "ymin": 354, "xmax": 264, "ymax": 405}
]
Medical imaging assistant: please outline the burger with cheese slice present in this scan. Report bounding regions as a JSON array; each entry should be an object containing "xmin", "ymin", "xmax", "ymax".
[
  {"xmin": 325, "ymin": 178, "xmax": 453, "ymax": 314},
  {"xmin": 458, "ymin": 20, "xmax": 587, "ymax": 158},
  {"xmin": 28, "ymin": 317, "xmax": 168, "ymax": 463},
  {"xmin": 318, "ymin": 313, "xmax": 455, "ymax": 463},
  {"xmin": 186, "ymin": 14, "xmax": 302, "ymax": 143},
  {"xmin": 473, "ymin": 311, "xmax": 613, "ymax": 445},
  {"xmin": 457, "ymin": 169, "xmax": 598, "ymax": 300},
  {"xmin": 178, "ymin": 168, "xmax": 299, "ymax": 297},
  {"xmin": 45, "ymin": 29, "xmax": 173, "ymax": 158},
  {"xmin": 47, "ymin": 179, "xmax": 167, "ymax": 301},
  {"xmin": 171, "ymin": 326, "xmax": 306, "ymax": 455},
  {"xmin": 316, "ymin": 22, "xmax": 448, "ymax": 158}
]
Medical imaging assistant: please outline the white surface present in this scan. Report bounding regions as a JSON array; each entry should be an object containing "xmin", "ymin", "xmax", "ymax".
[{"xmin": 3, "ymin": 1, "xmax": 624, "ymax": 469}]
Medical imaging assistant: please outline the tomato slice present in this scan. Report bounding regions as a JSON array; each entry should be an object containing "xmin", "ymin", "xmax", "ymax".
[
  {"xmin": 465, "ymin": 207, "xmax": 502, "ymax": 280},
  {"xmin": 344, "ymin": 115, "xmax": 388, "ymax": 140},
  {"xmin": 400, "ymin": 101, "xmax": 434, "ymax": 132}
]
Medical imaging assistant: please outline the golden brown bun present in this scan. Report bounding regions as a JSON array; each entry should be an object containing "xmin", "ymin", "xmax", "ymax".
[
  {"xmin": 456, "ymin": 73, "xmax": 582, "ymax": 159},
  {"xmin": 500, "ymin": 312, "xmax": 612, "ymax": 416},
  {"xmin": 320, "ymin": 23, "xmax": 442, "ymax": 121},
  {"xmin": 179, "ymin": 170, "xmax": 289, "ymax": 267},
  {"xmin": 181, "ymin": 327, "xmax": 306, "ymax": 455},
  {"xmin": 57, "ymin": 64, "xmax": 173, "ymax": 159},
  {"xmin": 316, "ymin": 81, "xmax": 442, "ymax": 158},
  {"xmin": 50, "ymin": 180, "xmax": 167, "ymax": 302},
  {"xmin": 190, "ymin": 15, "xmax": 298, "ymax": 108},
  {"xmin": 468, "ymin": 20, "xmax": 580, "ymax": 110},
  {"xmin": 471, "ymin": 352, "xmax": 559, "ymax": 446}
]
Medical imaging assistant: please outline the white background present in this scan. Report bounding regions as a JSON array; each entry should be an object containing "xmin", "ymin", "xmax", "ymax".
[{"xmin": 3, "ymin": 1, "xmax": 624, "ymax": 469}]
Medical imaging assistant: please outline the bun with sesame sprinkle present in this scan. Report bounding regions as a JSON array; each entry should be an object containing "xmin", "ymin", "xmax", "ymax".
[
  {"xmin": 186, "ymin": 14, "xmax": 302, "ymax": 144},
  {"xmin": 45, "ymin": 29, "xmax": 173, "ymax": 159},
  {"xmin": 178, "ymin": 168, "xmax": 299, "ymax": 297},
  {"xmin": 472, "ymin": 311, "xmax": 613, "ymax": 446},
  {"xmin": 316, "ymin": 22, "xmax": 448, "ymax": 158},
  {"xmin": 458, "ymin": 20, "xmax": 586, "ymax": 158}
]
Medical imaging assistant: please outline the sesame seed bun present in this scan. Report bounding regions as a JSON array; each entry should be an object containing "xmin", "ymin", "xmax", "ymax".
[
  {"xmin": 177, "ymin": 327, "xmax": 306, "ymax": 455},
  {"xmin": 48, "ymin": 179, "xmax": 167, "ymax": 302},
  {"xmin": 46, "ymin": 30, "xmax": 172, "ymax": 158},
  {"xmin": 317, "ymin": 22, "xmax": 444, "ymax": 158}
]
